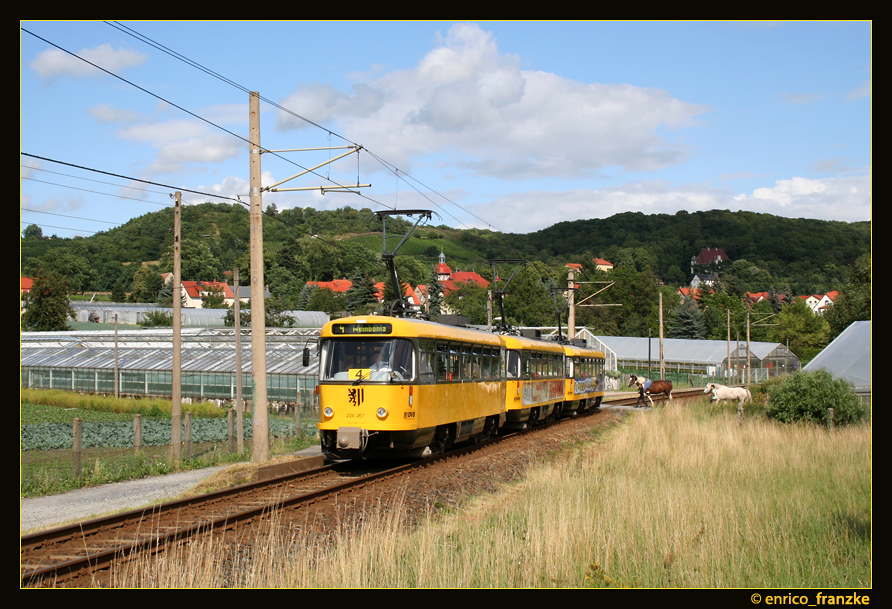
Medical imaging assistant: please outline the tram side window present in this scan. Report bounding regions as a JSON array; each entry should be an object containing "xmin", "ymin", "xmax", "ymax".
[
  {"xmin": 507, "ymin": 350, "xmax": 521, "ymax": 379},
  {"xmin": 470, "ymin": 346, "xmax": 483, "ymax": 380},
  {"xmin": 481, "ymin": 347, "xmax": 492, "ymax": 380},
  {"xmin": 419, "ymin": 340, "xmax": 436, "ymax": 384},
  {"xmin": 436, "ymin": 342, "xmax": 450, "ymax": 382},
  {"xmin": 391, "ymin": 339, "xmax": 415, "ymax": 380}
]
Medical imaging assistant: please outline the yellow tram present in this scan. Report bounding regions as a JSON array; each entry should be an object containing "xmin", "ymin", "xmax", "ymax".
[
  {"xmin": 560, "ymin": 343, "xmax": 606, "ymax": 415},
  {"xmin": 317, "ymin": 316, "xmax": 506, "ymax": 459},
  {"xmin": 501, "ymin": 334, "xmax": 567, "ymax": 428}
]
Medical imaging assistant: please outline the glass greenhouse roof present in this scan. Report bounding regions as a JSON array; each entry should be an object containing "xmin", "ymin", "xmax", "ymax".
[{"xmin": 804, "ymin": 320, "xmax": 871, "ymax": 392}]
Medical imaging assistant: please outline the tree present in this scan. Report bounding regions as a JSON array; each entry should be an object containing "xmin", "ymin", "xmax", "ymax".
[
  {"xmin": 345, "ymin": 269, "xmax": 379, "ymax": 312},
  {"xmin": 224, "ymin": 297, "xmax": 295, "ymax": 327},
  {"xmin": 698, "ymin": 290, "xmax": 747, "ymax": 341},
  {"xmin": 22, "ymin": 269, "xmax": 75, "ymax": 331},
  {"xmin": 201, "ymin": 284, "xmax": 228, "ymax": 309},
  {"xmin": 38, "ymin": 251, "xmax": 97, "ymax": 293},
  {"xmin": 426, "ymin": 266, "xmax": 444, "ymax": 321},
  {"xmin": 772, "ymin": 299, "xmax": 831, "ymax": 362},
  {"xmin": 111, "ymin": 279, "xmax": 128, "ymax": 303},
  {"xmin": 445, "ymin": 281, "xmax": 489, "ymax": 325},
  {"xmin": 22, "ymin": 224, "xmax": 44, "ymax": 240},
  {"xmin": 159, "ymin": 239, "xmax": 223, "ymax": 282},
  {"xmin": 824, "ymin": 254, "xmax": 871, "ymax": 339},
  {"xmin": 296, "ymin": 283, "xmax": 316, "ymax": 311},
  {"xmin": 156, "ymin": 283, "xmax": 185, "ymax": 307},
  {"xmin": 307, "ymin": 287, "xmax": 347, "ymax": 316},
  {"xmin": 668, "ymin": 295, "xmax": 706, "ymax": 339},
  {"xmin": 129, "ymin": 266, "xmax": 163, "ymax": 303}
]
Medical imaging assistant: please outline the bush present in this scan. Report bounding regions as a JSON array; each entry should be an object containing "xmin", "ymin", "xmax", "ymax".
[
  {"xmin": 766, "ymin": 369, "xmax": 868, "ymax": 426},
  {"xmin": 139, "ymin": 309, "xmax": 174, "ymax": 327}
]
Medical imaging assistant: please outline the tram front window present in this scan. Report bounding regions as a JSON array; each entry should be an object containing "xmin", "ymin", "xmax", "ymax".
[{"xmin": 321, "ymin": 339, "xmax": 415, "ymax": 382}]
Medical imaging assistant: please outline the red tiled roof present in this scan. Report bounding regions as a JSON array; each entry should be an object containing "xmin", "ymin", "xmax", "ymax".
[
  {"xmin": 182, "ymin": 280, "xmax": 235, "ymax": 299},
  {"xmin": 308, "ymin": 279, "xmax": 353, "ymax": 293},
  {"xmin": 451, "ymin": 271, "xmax": 488, "ymax": 287},
  {"xmin": 693, "ymin": 248, "xmax": 728, "ymax": 265}
]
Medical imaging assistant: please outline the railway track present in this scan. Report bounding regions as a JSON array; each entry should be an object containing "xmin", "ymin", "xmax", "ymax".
[{"xmin": 21, "ymin": 388, "xmax": 704, "ymax": 587}]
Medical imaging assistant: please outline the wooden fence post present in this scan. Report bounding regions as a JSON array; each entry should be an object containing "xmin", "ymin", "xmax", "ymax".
[
  {"xmin": 828, "ymin": 407, "xmax": 835, "ymax": 431},
  {"xmin": 72, "ymin": 417, "xmax": 82, "ymax": 478},
  {"xmin": 185, "ymin": 411, "xmax": 192, "ymax": 460},
  {"xmin": 228, "ymin": 408, "xmax": 235, "ymax": 453},
  {"xmin": 134, "ymin": 413, "xmax": 143, "ymax": 454},
  {"xmin": 294, "ymin": 392, "xmax": 302, "ymax": 439}
]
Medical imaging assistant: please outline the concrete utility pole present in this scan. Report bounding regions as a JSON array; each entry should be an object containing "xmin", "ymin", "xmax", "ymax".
[
  {"xmin": 727, "ymin": 309, "xmax": 731, "ymax": 382},
  {"xmin": 114, "ymin": 314, "xmax": 119, "ymax": 398},
  {"xmin": 172, "ymin": 191, "xmax": 182, "ymax": 463},
  {"xmin": 659, "ymin": 292, "xmax": 665, "ymax": 380},
  {"xmin": 746, "ymin": 302, "xmax": 752, "ymax": 387},
  {"xmin": 249, "ymin": 92, "xmax": 269, "ymax": 463},
  {"xmin": 567, "ymin": 267, "xmax": 576, "ymax": 341},
  {"xmin": 234, "ymin": 267, "xmax": 244, "ymax": 454}
]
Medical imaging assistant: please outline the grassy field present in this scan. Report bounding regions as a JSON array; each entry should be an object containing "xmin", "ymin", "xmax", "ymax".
[{"xmin": 112, "ymin": 400, "xmax": 871, "ymax": 588}]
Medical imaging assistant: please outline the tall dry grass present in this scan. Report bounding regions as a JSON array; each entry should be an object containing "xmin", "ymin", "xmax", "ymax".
[{"xmin": 111, "ymin": 404, "xmax": 871, "ymax": 588}]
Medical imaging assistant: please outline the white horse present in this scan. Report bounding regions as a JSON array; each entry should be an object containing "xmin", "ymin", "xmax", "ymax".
[{"xmin": 705, "ymin": 383, "xmax": 751, "ymax": 404}]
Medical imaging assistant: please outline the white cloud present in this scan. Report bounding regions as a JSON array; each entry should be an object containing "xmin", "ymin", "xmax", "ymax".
[
  {"xmin": 29, "ymin": 43, "xmax": 146, "ymax": 81},
  {"xmin": 845, "ymin": 79, "xmax": 871, "ymax": 101},
  {"xmin": 115, "ymin": 120, "xmax": 242, "ymax": 175},
  {"xmin": 90, "ymin": 103, "xmax": 142, "ymax": 124},
  {"xmin": 780, "ymin": 92, "xmax": 825, "ymax": 104},
  {"xmin": 275, "ymin": 23, "xmax": 708, "ymax": 180},
  {"xmin": 460, "ymin": 173, "xmax": 871, "ymax": 234},
  {"xmin": 735, "ymin": 174, "xmax": 871, "ymax": 221}
]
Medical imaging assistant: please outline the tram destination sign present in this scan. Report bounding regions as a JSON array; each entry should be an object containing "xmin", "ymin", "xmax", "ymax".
[{"xmin": 332, "ymin": 323, "xmax": 393, "ymax": 336}]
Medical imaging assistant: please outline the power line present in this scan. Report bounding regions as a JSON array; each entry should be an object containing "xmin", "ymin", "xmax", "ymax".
[
  {"xmin": 101, "ymin": 21, "xmax": 503, "ymax": 233},
  {"xmin": 22, "ymin": 207, "xmax": 125, "ymax": 225},
  {"xmin": 22, "ymin": 26, "xmax": 397, "ymax": 216},
  {"xmin": 21, "ymin": 176, "xmax": 172, "ymax": 207},
  {"xmin": 22, "ymin": 25, "xmax": 517, "ymax": 258},
  {"xmin": 22, "ymin": 153, "xmax": 238, "ymax": 203},
  {"xmin": 21, "ymin": 163, "xmax": 173, "ymax": 198}
]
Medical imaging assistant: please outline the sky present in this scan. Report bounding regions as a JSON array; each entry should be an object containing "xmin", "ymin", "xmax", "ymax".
[{"xmin": 20, "ymin": 21, "xmax": 871, "ymax": 239}]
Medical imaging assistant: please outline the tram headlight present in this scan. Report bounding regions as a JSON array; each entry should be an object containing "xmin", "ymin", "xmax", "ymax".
[
  {"xmin": 376, "ymin": 407, "xmax": 388, "ymax": 420},
  {"xmin": 323, "ymin": 406, "xmax": 334, "ymax": 418}
]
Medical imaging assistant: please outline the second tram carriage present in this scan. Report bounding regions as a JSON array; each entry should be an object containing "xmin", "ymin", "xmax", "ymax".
[{"xmin": 501, "ymin": 334, "xmax": 566, "ymax": 428}]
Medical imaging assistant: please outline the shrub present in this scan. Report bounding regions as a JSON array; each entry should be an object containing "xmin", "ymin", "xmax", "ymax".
[
  {"xmin": 139, "ymin": 309, "xmax": 174, "ymax": 327},
  {"xmin": 766, "ymin": 369, "xmax": 867, "ymax": 426}
]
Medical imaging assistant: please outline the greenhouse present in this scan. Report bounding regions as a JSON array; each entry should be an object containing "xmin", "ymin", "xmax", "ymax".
[
  {"xmin": 70, "ymin": 303, "xmax": 329, "ymax": 328},
  {"xmin": 21, "ymin": 327, "xmax": 320, "ymax": 408},
  {"xmin": 532, "ymin": 326, "xmax": 799, "ymax": 384},
  {"xmin": 804, "ymin": 321, "xmax": 871, "ymax": 403}
]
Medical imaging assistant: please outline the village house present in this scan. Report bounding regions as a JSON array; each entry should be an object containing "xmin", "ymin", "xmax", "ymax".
[
  {"xmin": 691, "ymin": 247, "xmax": 729, "ymax": 275},
  {"xmin": 161, "ymin": 273, "xmax": 236, "ymax": 309},
  {"xmin": 592, "ymin": 258, "xmax": 614, "ymax": 272}
]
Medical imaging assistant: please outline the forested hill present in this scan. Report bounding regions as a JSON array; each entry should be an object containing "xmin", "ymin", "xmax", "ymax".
[
  {"xmin": 21, "ymin": 203, "xmax": 869, "ymax": 296},
  {"xmin": 508, "ymin": 210, "xmax": 870, "ymax": 286}
]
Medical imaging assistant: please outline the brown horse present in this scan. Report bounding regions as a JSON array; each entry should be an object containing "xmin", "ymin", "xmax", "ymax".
[{"xmin": 628, "ymin": 374, "xmax": 673, "ymax": 407}]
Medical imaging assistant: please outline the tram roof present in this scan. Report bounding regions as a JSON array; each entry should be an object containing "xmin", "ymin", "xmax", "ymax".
[{"xmin": 321, "ymin": 316, "xmax": 503, "ymax": 345}]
